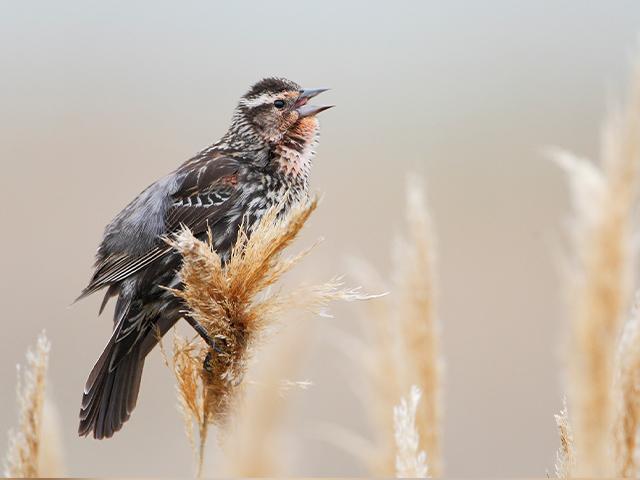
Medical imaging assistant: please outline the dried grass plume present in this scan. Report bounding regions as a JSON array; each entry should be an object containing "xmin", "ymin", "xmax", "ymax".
[
  {"xmin": 553, "ymin": 58, "xmax": 640, "ymax": 477},
  {"xmin": 3, "ymin": 331, "xmax": 51, "ymax": 478},
  {"xmin": 613, "ymin": 296, "xmax": 640, "ymax": 477},
  {"xmin": 394, "ymin": 385, "xmax": 428, "ymax": 478},
  {"xmin": 553, "ymin": 398, "xmax": 575, "ymax": 479},
  {"xmin": 353, "ymin": 176, "xmax": 442, "ymax": 477},
  {"xmin": 166, "ymin": 195, "xmax": 371, "ymax": 475}
]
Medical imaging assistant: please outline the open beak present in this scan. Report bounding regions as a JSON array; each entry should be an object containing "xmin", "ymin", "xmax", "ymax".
[{"xmin": 295, "ymin": 88, "xmax": 333, "ymax": 117}]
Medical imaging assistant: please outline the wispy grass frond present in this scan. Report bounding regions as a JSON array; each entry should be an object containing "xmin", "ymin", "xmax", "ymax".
[
  {"xmin": 3, "ymin": 331, "xmax": 50, "ymax": 478},
  {"xmin": 553, "ymin": 59, "xmax": 640, "ymax": 477},
  {"xmin": 393, "ymin": 177, "xmax": 442, "ymax": 477},
  {"xmin": 394, "ymin": 385, "xmax": 428, "ymax": 478},
  {"xmin": 36, "ymin": 398, "xmax": 65, "ymax": 478},
  {"xmin": 169, "ymin": 334, "xmax": 205, "ymax": 471},
  {"xmin": 353, "ymin": 175, "xmax": 442, "ymax": 477},
  {"xmin": 613, "ymin": 297, "xmax": 640, "ymax": 477},
  {"xmin": 166, "ymin": 195, "xmax": 371, "ymax": 476},
  {"xmin": 349, "ymin": 265, "xmax": 398, "ymax": 475},
  {"xmin": 554, "ymin": 398, "xmax": 575, "ymax": 479}
]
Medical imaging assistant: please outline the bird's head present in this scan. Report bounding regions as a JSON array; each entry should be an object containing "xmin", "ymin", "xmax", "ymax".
[{"xmin": 232, "ymin": 77, "xmax": 332, "ymax": 146}]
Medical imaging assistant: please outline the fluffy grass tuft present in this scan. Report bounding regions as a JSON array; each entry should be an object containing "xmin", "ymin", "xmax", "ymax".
[
  {"xmin": 394, "ymin": 177, "xmax": 442, "ymax": 477},
  {"xmin": 394, "ymin": 385, "xmax": 429, "ymax": 478},
  {"xmin": 613, "ymin": 297, "xmax": 640, "ymax": 477},
  {"xmin": 3, "ymin": 332, "xmax": 51, "ymax": 478},
  {"xmin": 352, "ymin": 176, "xmax": 442, "ymax": 477},
  {"xmin": 553, "ymin": 59, "xmax": 640, "ymax": 477},
  {"xmin": 165, "ymin": 195, "xmax": 372, "ymax": 476},
  {"xmin": 553, "ymin": 398, "xmax": 575, "ymax": 479}
]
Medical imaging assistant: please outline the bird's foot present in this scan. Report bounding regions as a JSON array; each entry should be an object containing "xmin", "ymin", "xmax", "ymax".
[
  {"xmin": 203, "ymin": 351, "xmax": 214, "ymax": 373},
  {"xmin": 183, "ymin": 316, "xmax": 228, "ymax": 373},
  {"xmin": 203, "ymin": 335, "xmax": 228, "ymax": 373}
]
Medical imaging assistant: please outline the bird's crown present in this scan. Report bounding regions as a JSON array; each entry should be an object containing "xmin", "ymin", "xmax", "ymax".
[{"xmin": 243, "ymin": 77, "xmax": 301, "ymax": 100}]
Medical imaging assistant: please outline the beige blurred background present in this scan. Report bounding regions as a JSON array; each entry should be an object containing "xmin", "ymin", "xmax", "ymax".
[{"xmin": 1, "ymin": 1, "xmax": 640, "ymax": 476}]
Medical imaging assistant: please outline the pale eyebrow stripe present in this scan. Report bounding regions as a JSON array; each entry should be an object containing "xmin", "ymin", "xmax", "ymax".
[{"xmin": 239, "ymin": 92, "xmax": 280, "ymax": 108}]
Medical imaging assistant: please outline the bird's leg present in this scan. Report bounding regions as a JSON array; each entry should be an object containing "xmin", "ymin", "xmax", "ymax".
[
  {"xmin": 184, "ymin": 316, "xmax": 219, "ymax": 349},
  {"xmin": 184, "ymin": 317, "xmax": 225, "ymax": 372}
]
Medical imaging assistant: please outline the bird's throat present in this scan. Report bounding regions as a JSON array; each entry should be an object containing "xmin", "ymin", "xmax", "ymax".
[{"xmin": 271, "ymin": 117, "xmax": 319, "ymax": 182}]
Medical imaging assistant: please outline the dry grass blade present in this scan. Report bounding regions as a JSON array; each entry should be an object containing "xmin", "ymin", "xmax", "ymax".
[
  {"xmin": 3, "ymin": 331, "xmax": 51, "ymax": 478},
  {"xmin": 554, "ymin": 398, "xmax": 575, "ymax": 479},
  {"xmin": 166, "ymin": 195, "xmax": 372, "ymax": 475},
  {"xmin": 394, "ymin": 385, "xmax": 428, "ymax": 478},
  {"xmin": 553, "ymin": 61, "xmax": 640, "ymax": 477}
]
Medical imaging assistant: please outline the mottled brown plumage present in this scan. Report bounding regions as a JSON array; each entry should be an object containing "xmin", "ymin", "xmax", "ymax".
[{"xmin": 77, "ymin": 77, "xmax": 331, "ymax": 439}]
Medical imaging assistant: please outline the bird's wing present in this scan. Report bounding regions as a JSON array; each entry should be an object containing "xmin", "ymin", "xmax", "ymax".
[
  {"xmin": 164, "ymin": 156, "xmax": 241, "ymax": 234},
  {"xmin": 78, "ymin": 156, "xmax": 242, "ymax": 301}
]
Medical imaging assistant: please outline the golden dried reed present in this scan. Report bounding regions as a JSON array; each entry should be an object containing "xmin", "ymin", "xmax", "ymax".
[
  {"xmin": 3, "ymin": 331, "xmax": 50, "ymax": 478},
  {"xmin": 554, "ymin": 61, "xmax": 640, "ymax": 477},
  {"xmin": 166, "ymin": 196, "xmax": 371, "ymax": 476},
  {"xmin": 354, "ymin": 176, "xmax": 441, "ymax": 477}
]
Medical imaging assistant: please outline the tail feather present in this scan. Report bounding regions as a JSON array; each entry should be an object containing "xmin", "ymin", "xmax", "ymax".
[
  {"xmin": 79, "ymin": 311, "xmax": 178, "ymax": 439},
  {"xmin": 79, "ymin": 338, "xmax": 144, "ymax": 439}
]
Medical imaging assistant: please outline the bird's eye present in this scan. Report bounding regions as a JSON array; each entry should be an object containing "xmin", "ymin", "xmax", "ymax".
[{"xmin": 273, "ymin": 99, "xmax": 286, "ymax": 109}]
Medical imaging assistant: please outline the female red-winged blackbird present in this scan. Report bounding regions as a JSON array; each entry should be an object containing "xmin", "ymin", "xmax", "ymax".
[{"xmin": 76, "ymin": 78, "xmax": 331, "ymax": 439}]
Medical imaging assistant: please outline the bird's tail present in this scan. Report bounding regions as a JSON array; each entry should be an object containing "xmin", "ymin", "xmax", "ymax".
[
  {"xmin": 78, "ymin": 333, "xmax": 145, "ymax": 439},
  {"xmin": 79, "ymin": 308, "xmax": 178, "ymax": 440}
]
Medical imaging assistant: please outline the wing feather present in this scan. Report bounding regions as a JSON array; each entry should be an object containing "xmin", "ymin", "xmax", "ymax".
[{"xmin": 78, "ymin": 155, "xmax": 242, "ymax": 301}]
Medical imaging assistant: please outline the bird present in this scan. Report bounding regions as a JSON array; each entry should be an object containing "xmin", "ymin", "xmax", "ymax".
[{"xmin": 76, "ymin": 77, "xmax": 332, "ymax": 439}]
